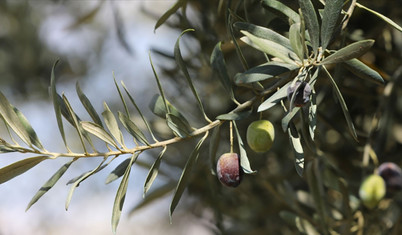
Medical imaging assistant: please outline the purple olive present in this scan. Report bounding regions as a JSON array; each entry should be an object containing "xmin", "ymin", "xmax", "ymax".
[
  {"xmin": 216, "ymin": 153, "xmax": 242, "ymax": 187},
  {"xmin": 287, "ymin": 81, "xmax": 312, "ymax": 107},
  {"xmin": 378, "ymin": 162, "xmax": 402, "ymax": 194}
]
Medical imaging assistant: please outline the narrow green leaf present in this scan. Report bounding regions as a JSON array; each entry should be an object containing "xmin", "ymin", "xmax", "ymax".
[
  {"xmin": 282, "ymin": 107, "xmax": 300, "ymax": 132},
  {"xmin": 261, "ymin": 0, "xmax": 300, "ymax": 23},
  {"xmin": 210, "ymin": 42, "xmax": 236, "ymax": 103},
  {"xmin": 149, "ymin": 52, "xmax": 169, "ymax": 114},
  {"xmin": 279, "ymin": 211, "xmax": 319, "ymax": 235},
  {"xmin": 234, "ymin": 61, "xmax": 298, "ymax": 84},
  {"xmin": 114, "ymin": 77, "xmax": 130, "ymax": 116},
  {"xmin": 308, "ymin": 88, "xmax": 317, "ymax": 140},
  {"xmin": 0, "ymin": 92, "xmax": 33, "ymax": 147},
  {"xmin": 149, "ymin": 94, "xmax": 189, "ymax": 123},
  {"xmin": 105, "ymin": 157, "xmax": 132, "ymax": 184},
  {"xmin": 356, "ymin": 3, "xmax": 402, "ymax": 33},
  {"xmin": 298, "ymin": 0, "xmax": 320, "ymax": 53},
  {"xmin": 169, "ymin": 132, "xmax": 208, "ymax": 222},
  {"xmin": 26, "ymin": 159, "xmax": 75, "ymax": 211},
  {"xmin": 175, "ymin": 29, "xmax": 210, "ymax": 122},
  {"xmin": 118, "ymin": 111, "xmax": 149, "ymax": 145},
  {"xmin": 102, "ymin": 103, "xmax": 124, "ymax": 147},
  {"xmin": 130, "ymin": 183, "xmax": 175, "ymax": 214},
  {"xmin": 289, "ymin": 23, "xmax": 305, "ymax": 61},
  {"xmin": 121, "ymin": 82, "xmax": 158, "ymax": 142},
  {"xmin": 258, "ymin": 82, "xmax": 291, "ymax": 112},
  {"xmin": 288, "ymin": 123, "xmax": 304, "ymax": 176},
  {"xmin": 343, "ymin": 59, "xmax": 384, "ymax": 84},
  {"xmin": 320, "ymin": 40, "xmax": 375, "ymax": 65},
  {"xmin": 209, "ymin": 125, "xmax": 220, "ymax": 175},
  {"xmin": 233, "ymin": 121, "xmax": 256, "ymax": 174},
  {"xmin": 65, "ymin": 158, "xmax": 107, "ymax": 210},
  {"xmin": 12, "ymin": 105, "xmax": 44, "ymax": 150},
  {"xmin": 234, "ymin": 22, "xmax": 294, "ymax": 51},
  {"xmin": 49, "ymin": 60, "xmax": 69, "ymax": 150},
  {"xmin": 76, "ymin": 82, "xmax": 103, "ymax": 127},
  {"xmin": 143, "ymin": 146, "xmax": 167, "ymax": 196},
  {"xmin": 0, "ymin": 156, "xmax": 48, "ymax": 184},
  {"xmin": 166, "ymin": 113, "xmax": 193, "ymax": 138},
  {"xmin": 320, "ymin": 0, "xmax": 343, "ymax": 51},
  {"xmin": 154, "ymin": 0, "xmax": 187, "ymax": 31},
  {"xmin": 81, "ymin": 121, "xmax": 119, "ymax": 148},
  {"xmin": 240, "ymin": 31, "xmax": 299, "ymax": 64},
  {"xmin": 62, "ymin": 95, "xmax": 88, "ymax": 153},
  {"xmin": 111, "ymin": 153, "xmax": 138, "ymax": 234},
  {"xmin": 216, "ymin": 110, "xmax": 252, "ymax": 121},
  {"xmin": 323, "ymin": 66, "xmax": 358, "ymax": 141}
]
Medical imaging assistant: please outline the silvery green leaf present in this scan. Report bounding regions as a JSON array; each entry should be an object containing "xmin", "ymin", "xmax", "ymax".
[
  {"xmin": 76, "ymin": 82, "xmax": 103, "ymax": 127},
  {"xmin": 320, "ymin": 0, "xmax": 343, "ymax": 51},
  {"xmin": 261, "ymin": 0, "xmax": 300, "ymax": 23},
  {"xmin": 233, "ymin": 121, "xmax": 256, "ymax": 174},
  {"xmin": 258, "ymin": 82, "xmax": 291, "ymax": 112},
  {"xmin": 143, "ymin": 146, "xmax": 167, "ymax": 196},
  {"xmin": 0, "ymin": 156, "xmax": 48, "ymax": 184},
  {"xmin": 320, "ymin": 40, "xmax": 375, "ymax": 65},
  {"xmin": 288, "ymin": 123, "xmax": 304, "ymax": 176},
  {"xmin": 234, "ymin": 61, "xmax": 298, "ymax": 84},
  {"xmin": 298, "ymin": 0, "xmax": 320, "ymax": 53},
  {"xmin": 343, "ymin": 59, "xmax": 384, "ymax": 84}
]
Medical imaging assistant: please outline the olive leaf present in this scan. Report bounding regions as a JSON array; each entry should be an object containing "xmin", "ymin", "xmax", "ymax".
[
  {"xmin": 105, "ymin": 157, "xmax": 132, "ymax": 184},
  {"xmin": 261, "ymin": 0, "xmax": 300, "ymax": 23},
  {"xmin": 12, "ymin": 105, "xmax": 44, "ymax": 150},
  {"xmin": 143, "ymin": 146, "xmax": 167, "ymax": 196},
  {"xmin": 0, "ymin": 156, "xmax": 48, "ymax": 184},
  {"xmin": 298, "ymin": 0, "xmax": 320, "ymax": 53},
  {"xmin": 319, "ymin": 40, "xmax": 375, "ymax": 65},
  {"xmin": 233, "ymin": 121, "xmax": 256, "ymax": 174},
  {"xmin": 216, "ymin": 110, "xmax": 252, "ymax": 121},
  {"xmin": 130, "ymin": 183, "xmax": 175, "ymax": 214},
  {"xmin": 234, "ymin": 61, "xmax": 298, "ymax": 84},
  {"xmin": 343, "ymin": 58, "xmax": 384, "ymax": 84},
  {"xmin": 81, "ymin": 121, "xmax": 119, "ymax": 149},
  {"xmin": 209, "ymin": 125, "xmax": 221, "ymax": 175},
  {"xmin": 320, "ymin": 0, "xmax": 343, "ymax": 51},
  {"xmin": 76, "ymin": 82, "xmax": 103, "ymax": 127},
  {"xmin": 258, "ymin": 81, "xmax": 291, "ymax": 112},
  {"xmin": 356, "ymin": 2, "xmax": 402, "ymax": 33},
  {"xmin": 118, "ymin": 111, "xmax": 149, "ymax": 145},
  {"xmin": 288, "ymin": 123, "xmax": 304, "ymax": 177},
  {"xmin": 289, "ymin": 23, "xmax": 305, "ymax": 61},
  {"xmin": 102, "ymin": 102, "xmax": 125, "ymax": 148},
  {"xmin": 169, "ymin": 132, "xmax": 208, "ymax": 222},
  {"xmin": 308, "ymin": 88, "xmax": 317, "ymax": 140},
  {"xmin": 26, "ymin": 159, "xmax": 75, "ymax": 211},
  {"xmin": 282, "ymin": 107, "xmax": 300, "ymax": 132},
  {"xmin": 154, "ymin": 0, "xmax": 187, "ymax": 31},
  {"xmin": 111, "ymin": 153, "xmax": 138, "ymax": 234}
]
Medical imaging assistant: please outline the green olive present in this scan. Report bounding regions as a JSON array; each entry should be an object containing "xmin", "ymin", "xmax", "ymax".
[
  {"xmin": 359, "ymin": 174, "xmax": 386, "ymax": 209},
  {"xmin": 246, "ymin": 120, "xmax": 275, "ymax": 153}
]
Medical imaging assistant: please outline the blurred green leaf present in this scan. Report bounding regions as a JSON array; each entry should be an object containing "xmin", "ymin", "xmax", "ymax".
[
  {"xmin": 105, "ymin": 157, "xmax": 132, "ymax": 184},
  {"xmin": 289, "ymin": 23, "xmax": 305, "ymax": 61},
  {"xmin": 12, "ymin": 105, "xmax": 44, "ymax": 150},
  {"xmin": 26, "ymin": 159, "xmax": 75, "ymax": 211},
  {"xmin": 49, "ymin": 60, "xmax": 69, "ymax": 151},
  {"xmin": 76, "ymin": 82, "xmax": 103, "ymax": 127},
  {"xmin": 175, "ymin": 29, "xmax": 210, "ymax": 122},
  {"xmin": 298, "ymin": 0, "xmax": 320, "ymax": 53},
  {"xmin": 240, "ymin": 31, "xmax": 299, "ymax": 64},
  {"xmin": 102, "ymin": 103, "xmax": 124, "ymax": 148},
  {"xmin": 356, "ymin": 3, "xmax": 402, "ymax": 32},
  {"xmin": 343, "ymin": 59, "xmax": 384, "ymax": 84},
  {"xmin": 261, "ymin": 0, "xmax": 300, "ymax": 23},
  {"xmin": 131, "ymin": 183, "xmax": 175, "ymax": 214},
  {"xmin": 149, "ymin": 95, "xmax": 188, "ymax": 121},
  {"xmin": 279, "ymin": 211, "xmax": 319, "ymax": 235},
  {"xmin": 112, "ymin": 153, "xmax": 138, "ymax": 234},
  {"xmin": 234, "ymin": 22, "xmax": 294, "ymax": 51},
  {"xmin": 234, "ymin": 61, "xmax": 298, "ymax": 84},
  {"xmin": 209, "ymin": 125, "xmax": 220, "ymax": 175},
  {"xmin": 0, "ymin": 156, "xmax": 48, "ymax": 184},
  {"xmin": 81, "ymin": 121, "xmax": 119, "ymax": 148},
  {"xmin": 216, "ymin": 110, "xmax": 252, "ymax": 121},
  {"xmin": 166, "ymin": 112, "xmax": 193, "ymax": 138},
  {"xmin": 118, "ymin": 111, "xmax": 149, "ymax": 145},
  {"xmin": 288, "ymin": 123, "xmax": 304, "ymax": 176},
  {"xmin": 320, "ymin": 40, "xmax": 375, "ymax": 65},
  {"xmin": 154, "ymin": 0, "xmax": 188, "ymax": 31},
  {"xmin": 169, "ymin": 132, "xmax": 208, "ymax": 222},
  {"xmin": 0, "ymin": 91, "xmax": 34, "ymax": 148},
  {"xmin": 210, "ymin": 42, "xmax": 236, "ymax": 103},
  {"xmin": 323, "ymin": 67, "xmax": 358, "ymax": 141},
  {"xmin": 320, "ymin": 0, "xmax": 343, "ymax": 51},
  {"xmin": 143, "ymin": 146, "xmax": 167, "ymax": 196},
  {"xmin": 258, "ymin": 82, "xmax": 291, "ymax": 112},
  {"xmin": 233, "ymin": 121, "xmax": 256, "ymax": 174}
]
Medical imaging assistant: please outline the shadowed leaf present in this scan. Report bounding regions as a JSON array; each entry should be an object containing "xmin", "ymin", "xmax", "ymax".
[
  {"xmin": 209, "ymin": 125, "xmax": 221, "ymax": 175},
  {"xmin": 234, "ymin": 61, "xmax": 298, "ymax": 84},
  {"xmin": 261, "ymin": 0, "xmax": 300, "ymax": 23},
  {"xmin": 81, "ymin": 121, "xmax": 119, "ymax": 148},
  {"xmin": 233, "ymin": 121, "xmax": 256, "ymax": 174},
  {"xmin": 76, "ymin": 82, "xmax": 103, "ymax": 127},
  {"xmin": 288, "ymin": 123, "xmax": 304, "ymax": 176},
  {"xmin": 216, "ymin": 110, "xmax": 252, "ymax": 121},
  {"xmin": 105, "ymin": 157, "xmax": 132, "ymax": 185},
  {"xmin": 143, "ymin": 146, "xmax": 167, "ymax": 196},
  {"xmin": 118, "ymin": 112, "xmax": 149, "ymax": 145},
  {"xmin": 320, "ymin": 0, "xmax": 343, "ymax": 51},
  {"xmin": 154, "ymin": 0, "xmax": 187, "ymax": 31},
  {"xmin": 298, "ymin": 0, "xmax": 319, "ymax": 53},
  {"xmin": 343, "ymin": 59, "xmax": 384, "ymax": 84},
  {"xmin": 258, "ymin": 82, "xmax": 291, "ymax": 112}
]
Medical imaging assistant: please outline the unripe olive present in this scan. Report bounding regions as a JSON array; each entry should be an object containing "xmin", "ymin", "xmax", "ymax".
[
  {"xmin": 287, "ymin": 81, "xmax": 312, "ymax": 107},
  {"xmin": 359, "ymin": 174, "xmax": 386, "ymax": 209},
  {"xmin": 246, "ymin": 120, "xmax": 275, "ymax": 153},
  {"xmin": 378, "ymin": 162, "xmax": 402, "ymax": 194},
  {"xmin": 216, "ymin": 153, "xmax": 242, "ymax": 187}
]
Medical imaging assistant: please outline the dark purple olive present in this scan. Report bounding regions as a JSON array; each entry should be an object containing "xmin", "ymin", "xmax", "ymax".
[
  {"xmin": 378, "ymin": 162, "xmax": 402, "ymax": 194},
  {"xmin": 216, "ymin": 153, "xmax": 242, "ymax": 187},
  {"xmin": 287, "ymin": 81, "xmax": 312, "ymax": 107}
]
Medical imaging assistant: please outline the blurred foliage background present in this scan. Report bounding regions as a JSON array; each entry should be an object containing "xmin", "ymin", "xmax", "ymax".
[{"xmin": 1, "ymin": 0, "xmax": 402, "ymax": 234}]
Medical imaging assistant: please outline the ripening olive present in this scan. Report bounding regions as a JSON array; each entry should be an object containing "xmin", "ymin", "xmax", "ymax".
[
  {"xmin": 246, "ymin": 120, "xmax": 275, "ymax": 153},
  {"xmin": 378, "ymin": 162, "xmax": 402, "ymax": 194},
  {"xmin": 216, "ymin": 153, "xmax": 242, "ymax": 187},
  {"xmin": 287, "ymin": 81, "xmax": 312, "ymax": 107},
  {"xmin": 359, "ymin": 174, "xmax": 386, "ymax": 209}
]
